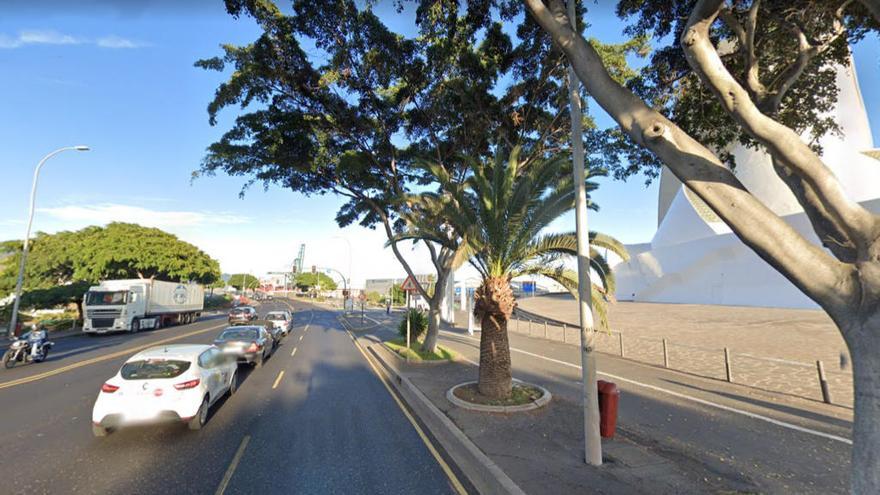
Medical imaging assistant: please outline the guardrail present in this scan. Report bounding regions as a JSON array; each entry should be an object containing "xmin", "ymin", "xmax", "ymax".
[{"xmin": 510, "ymin": 307, "xmax": 852, "ymax": 407}]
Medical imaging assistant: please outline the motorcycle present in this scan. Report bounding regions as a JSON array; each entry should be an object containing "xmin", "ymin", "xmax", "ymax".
[{"xmin": 2, "ymin": 329, "xmax": 54, "ymax": 369}]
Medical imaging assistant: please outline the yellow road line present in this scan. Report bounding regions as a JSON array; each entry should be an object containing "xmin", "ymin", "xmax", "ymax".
[
  {"xmin": 215, "ymin": 434, "xmax": 250, "ymax": 495},
  {"xmin": 346, "ymin": 329, "xmax": 468, "ymax": 495},
  {"xmin": 291, "ymin": 347, "xmax": 297, "ymax": 357},
  {"xmin": 272, "ymin": 370, "xmax": 285, "ymax": 390},
  {"xmin": 0, "ymin": 323, "xmax": 227, "ymax": 390}
]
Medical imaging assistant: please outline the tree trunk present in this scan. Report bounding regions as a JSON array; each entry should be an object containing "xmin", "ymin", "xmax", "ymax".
[
  {"xmin": 422, "ymin": 267, "xmax": 451, "ymax": 354},
  {"xmin": 478, "ymin": 313, "xmax": 512, "ymax": 398},
  {"xmin": 474, "ymin": 276, "xmax": 516, "ymax": 399},
  {"xmin": 75, "ymin": 298, "xmax": 84, "ymax": 324},
  {"xmin": 849, "ymin": 320, "xmax": 880, "ymax": 494},
  {"xmin": 423, "ymin": 305, "xmax": 441, "ymax": 353}
]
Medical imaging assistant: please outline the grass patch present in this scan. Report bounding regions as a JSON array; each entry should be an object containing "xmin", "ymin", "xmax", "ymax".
[
  {"xmin": 385, "ymin": 338, "xmax": 456, "ymax": 361},
  {"xmin": 453, "ymin": 383, "xmax": 544, "ymax": 407}
]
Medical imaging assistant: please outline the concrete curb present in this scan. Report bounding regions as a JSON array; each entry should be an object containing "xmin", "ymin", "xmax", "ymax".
[
  {"xmin": 367, "ymin": 344, "xmax": 527, "ymax": 495},
  {"xmin": 446, "ymin": 380, "xmax": 552, "ymax": 413},
  {"xmin": 381, "ymin": 342, "xmax": 457, "ymax": 366}
]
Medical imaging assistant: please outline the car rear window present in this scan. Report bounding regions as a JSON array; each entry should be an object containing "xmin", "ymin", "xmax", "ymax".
[
  {"xmin": 268, "ymin": 313, "xmax": 287, "ymax": 320},
  {"xmin": 218, "ymin": 328, "xmax": 258, "ymax": 340},
  {"xmin": 121, "ymin": 359, "xmax": 191, "ymax": 380}
]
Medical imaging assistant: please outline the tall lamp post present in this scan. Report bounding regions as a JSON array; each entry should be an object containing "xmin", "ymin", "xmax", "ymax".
[
  {"xmin": 566, "ymin": 0, "xmax": 602, "ymax": 466},
  {"xmin": 8, "ymin": 146, "xmax": 90, "ymax": 337}
]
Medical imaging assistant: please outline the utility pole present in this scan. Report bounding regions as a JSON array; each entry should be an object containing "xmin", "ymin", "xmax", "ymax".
[{"xmin": 567, "ymin": 0, "xmax": 602, "ymax": 466}]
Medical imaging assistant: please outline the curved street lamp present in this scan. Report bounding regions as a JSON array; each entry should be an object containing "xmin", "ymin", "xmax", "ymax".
[{"xmin": 8, "ymin": 146, "xmax": 90, "ymax": 337}]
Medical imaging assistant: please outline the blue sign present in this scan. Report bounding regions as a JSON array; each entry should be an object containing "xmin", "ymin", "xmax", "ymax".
[{"xmin": 522, "ymin": 281, "xmax": 536, "ymax": 294}]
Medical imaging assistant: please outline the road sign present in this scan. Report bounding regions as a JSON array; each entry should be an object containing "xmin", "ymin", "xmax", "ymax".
[
  {"xmin": 358, "ymin": 292, "xmax": 367, "ymax": 302},
  {"xmin": 400, "ymin": 275, "xmax": 419, "ymax": 292}
]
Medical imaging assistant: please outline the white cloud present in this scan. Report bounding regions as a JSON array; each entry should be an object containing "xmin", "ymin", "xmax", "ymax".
[
  {"xmin": 0, "ymin": 30, "xmax": 147, "ymax": 49},
  {"xmin": 96, "ymin": 35, "xmax": 149, "ymax": 49},
  {"xmin": 37, "ymin": 204, "xmax": 249, "ymax": 229}
]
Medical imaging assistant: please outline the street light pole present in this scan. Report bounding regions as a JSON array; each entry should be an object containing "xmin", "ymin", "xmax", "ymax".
[
  {"xmin": 8, "ymin": 146, "xmax": 89, "ymax": 338},
  {"xmin": 566, "ymin": 0, "xmax": 602, "ymax": 467}
]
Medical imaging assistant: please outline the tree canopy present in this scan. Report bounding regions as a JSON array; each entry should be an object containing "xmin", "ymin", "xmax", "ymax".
[
  {"xmin": 0, "ymin": 222, "xmax": 221, "ymax": 298},
  {"xmin": 228, "ymin": 273, "xmax": 260, "ymax": 290},
  {"xmin": 294, "ymin": 272, "xmax": 338, "ymax": 291}
]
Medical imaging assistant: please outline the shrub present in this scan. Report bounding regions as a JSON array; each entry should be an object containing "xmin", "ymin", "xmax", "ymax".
[{"xmin": 398, "ymin": 308, "xmax": 428, "ymax": 342}]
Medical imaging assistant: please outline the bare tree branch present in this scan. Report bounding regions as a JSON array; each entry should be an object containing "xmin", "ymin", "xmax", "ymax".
[
  {"xmin": 524, "ymin": 0, "xmax": 854, "ymax": 314},
  {"xmin": 681, "ymin": 0, "xmax": 878, "ymax": 253}
]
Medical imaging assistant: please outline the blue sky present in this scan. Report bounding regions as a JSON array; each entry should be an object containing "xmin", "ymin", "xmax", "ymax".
[{"xmin": 0, "ymin": 1, "xmax": 878, "ymax": 287}]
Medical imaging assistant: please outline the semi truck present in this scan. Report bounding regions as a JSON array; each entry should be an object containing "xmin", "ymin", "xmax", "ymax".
[{"xmin": 82, "ymin": 279, "xmax": 204, "ymax": 334}]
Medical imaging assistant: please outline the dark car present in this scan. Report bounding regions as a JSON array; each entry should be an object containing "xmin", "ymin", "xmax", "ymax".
[
  {"xmin": 213, "ymin": 326, "xmax": 274, "ymax": 367},
  {"xmin": 228, "ymin": 306, "xmax": 257, "ymax": 325}
]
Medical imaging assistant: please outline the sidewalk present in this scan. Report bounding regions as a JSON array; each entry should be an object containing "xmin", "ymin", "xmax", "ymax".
[{"xmin": 354, "ymin": 307, "xmax": 852, "ymax": 494}]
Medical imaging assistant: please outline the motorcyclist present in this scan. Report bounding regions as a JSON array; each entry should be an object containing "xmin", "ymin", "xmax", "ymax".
[{"xmin": 26, "ymin": 323, "xmax": 48, "ymax": 359}]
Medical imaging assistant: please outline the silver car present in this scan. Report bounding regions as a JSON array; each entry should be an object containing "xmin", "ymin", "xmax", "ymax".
[{"xmin": 265, "ymin": 311, "xmax": 293, "ymax": 336}]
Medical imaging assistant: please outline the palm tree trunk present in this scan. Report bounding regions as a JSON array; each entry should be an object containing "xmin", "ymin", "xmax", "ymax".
[
  {"xmin": 474, "ymin": 276, "xmax": 516, "ymax": 399},
  {"xmin": 478, "ymin": 312, "xmax": 512, "ymax": 398}
]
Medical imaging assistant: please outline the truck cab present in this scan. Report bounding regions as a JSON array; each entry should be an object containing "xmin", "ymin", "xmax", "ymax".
[{"xmin": 83, "ymin": 282, "xmax": 150, "ymax": 334}]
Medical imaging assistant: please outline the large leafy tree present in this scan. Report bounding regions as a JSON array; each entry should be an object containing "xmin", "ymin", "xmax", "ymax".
[
  {"xmin": 0, "ymin": 223, "xmax": 221, "ymax": 321},
  {"xmin": 293, "ymin": 272, "xmax": 338, "ymax": 291},
  {"xmin": 408, "ymin": 148, "xmax": 628, "ymax": 398},
  {"xmin": 196, "ymin": 0, "xmax": 643, "ymax": 352},
  {"xmin": 525, "ymin": 0, "xmax": 880, "ymax": 491}
]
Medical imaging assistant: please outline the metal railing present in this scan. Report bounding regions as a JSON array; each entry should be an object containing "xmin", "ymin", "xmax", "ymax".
[{"xmin": 507, "ymin": 309, "xmax": 852, "ymax": 407}]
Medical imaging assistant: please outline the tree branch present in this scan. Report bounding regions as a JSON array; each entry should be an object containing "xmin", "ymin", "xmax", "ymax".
[
  {"xmin": 524, "ymin": 0, "xmax": 854, "ymax": 314},
  {"xmin": 680, "ymin": 0, "xmax": 878, "ymax": 254},
  {"xmin": 862, "ymin": 0, "xmax": 880, "ymax": 23}
]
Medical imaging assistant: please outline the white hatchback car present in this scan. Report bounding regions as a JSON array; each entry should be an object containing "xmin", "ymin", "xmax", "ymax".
[
  {"xmin": 265, "ymin": 310, "xmax": 293, "ymax": 336},
  {"xmin": 92, "ymin": 344, "xmax": 238, "ymax": 436}
]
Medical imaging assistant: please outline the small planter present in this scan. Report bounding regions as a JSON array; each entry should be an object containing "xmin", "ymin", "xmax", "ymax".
[{"xmin": 447, "ymin": 379, "xmax": 552, "ymax": 413}]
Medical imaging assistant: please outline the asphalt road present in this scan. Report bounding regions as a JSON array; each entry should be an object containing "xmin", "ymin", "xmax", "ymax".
[
  {"xmin": 0, "ymin": 299, "xmax": 464, "ymax": 494},
  {"xmin": 356, "ymin": 308, "xmax": 853, "ymax": 494}
]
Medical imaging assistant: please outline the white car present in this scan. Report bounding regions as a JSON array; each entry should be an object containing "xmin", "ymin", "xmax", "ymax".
[
  {"xmin": 265, "ymin": 310, "xmax": 293, "ymax": 336},
  {"xmin": 92, "ymin": 344, "xmax": 238, "ymax": 436}
]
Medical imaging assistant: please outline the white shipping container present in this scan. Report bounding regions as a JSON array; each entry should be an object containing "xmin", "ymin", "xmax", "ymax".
[{"xmin": 145, "ymin": 280, "xmax": 205, "ymax": 314}]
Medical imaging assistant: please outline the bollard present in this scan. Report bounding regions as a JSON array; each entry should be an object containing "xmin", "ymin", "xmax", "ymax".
[
  {"xmin": 724, "ymin": 348, "xmax": 733, "ymax": 382},
  {"xmin": 543, "ymin": 321, "xmax": 548, "ymax": 339},
  {"xmin": 562, "ymin": 323, "xmax": 567, "ymax": 343},
  {"xmin": 662, "ymin": 338, "xmax": 669, "ymax": 368},
  {"xmin": 619, "ymin": 333, "xmax": 625, "ymax": 357},
  {"xmin": 817, "ymin": 360, "xmax": 832, "ymax": 404}
]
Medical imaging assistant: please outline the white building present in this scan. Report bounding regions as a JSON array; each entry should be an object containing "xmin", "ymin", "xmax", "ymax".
[{"xmin": 612, "ymin": 60, "xmax": 880, "ymax": 309}]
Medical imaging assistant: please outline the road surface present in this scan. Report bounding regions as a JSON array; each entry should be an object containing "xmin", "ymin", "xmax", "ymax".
[{"xmin": 0, "ymin": 299, "xmax": 465, "ymax": 494}]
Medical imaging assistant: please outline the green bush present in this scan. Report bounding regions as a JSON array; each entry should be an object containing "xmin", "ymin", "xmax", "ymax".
[
  {"xmin": 366, "ymin": 291, "xmax": 382, "ymax": 305},
  {"xmin": 204, "ymin": 294, "xmax": 233, "ymax": 309},
  {"xmin": 398, "ymin": 308, "xmax": 428, "ymax": 342}
]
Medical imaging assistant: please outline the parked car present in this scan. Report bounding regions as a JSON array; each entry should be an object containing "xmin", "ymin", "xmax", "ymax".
[
  {"xmin": 91, "ymin": 344, "xmax": 238, "ymax": 436},
  {"xmin": 228, "ymin": 306, "xmax": 257, "ymax": 325},
  {"xmin": 213, "ymin": 326, "xmax": 274, "ymax": 367},
  {"xmin": 264, "ymin": 311, "xmax": 293, "ymax": 336}
]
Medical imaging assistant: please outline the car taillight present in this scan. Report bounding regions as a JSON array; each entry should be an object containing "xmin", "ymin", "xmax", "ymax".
[
  {"xmin": 174, "ymin": 379, "xmax": 201, "ymax": 390},
  {"xmin": 101, "ymin": 383, "xmax": 119, "ymax": 393},
  {"xmin": 246, "ymin": 342, "xmax": 259, "ymax": 353}
]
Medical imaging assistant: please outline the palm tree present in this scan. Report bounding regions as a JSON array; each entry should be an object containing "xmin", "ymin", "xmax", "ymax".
[{"xmin": 409, "ymin": 147, "xmax": 628, "ymax": 398}]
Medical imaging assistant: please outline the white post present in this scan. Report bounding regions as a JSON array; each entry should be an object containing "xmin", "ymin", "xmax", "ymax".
[
  {"xmin": 566, "ymin": 0, "xmax": 602, "ymax": 466},
  {"xmin": 406, "ymin": 291, "xmax": 411, "ymax": 363},
  {"xmin": 8, "ymin": 146, "xmax": 89, "ymax": 338},
  {"xmin": 467, "ymin": 289, "xmax": 474, "ymax": 336}
]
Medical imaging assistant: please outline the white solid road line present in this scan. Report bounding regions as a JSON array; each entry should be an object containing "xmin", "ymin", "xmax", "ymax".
[
  {"xmin": 291, "ymin": 347, "xmax": 297, "ymax": 357},
  {"xmin": 215, "ymin": 435, "xmax": 250, "ymax": 495},
  {"xmin": 439, "ymin": 330, "xmax": 853, "ymax": 445},
  {"xmin": 299, "ymin": 335, "xmax": 304, "ymax": 341}
]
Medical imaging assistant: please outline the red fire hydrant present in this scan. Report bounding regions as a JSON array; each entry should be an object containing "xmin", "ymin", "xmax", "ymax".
[{"xmin": 597, "ymin": 380, "xmax": 620, "ymax": 439}]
